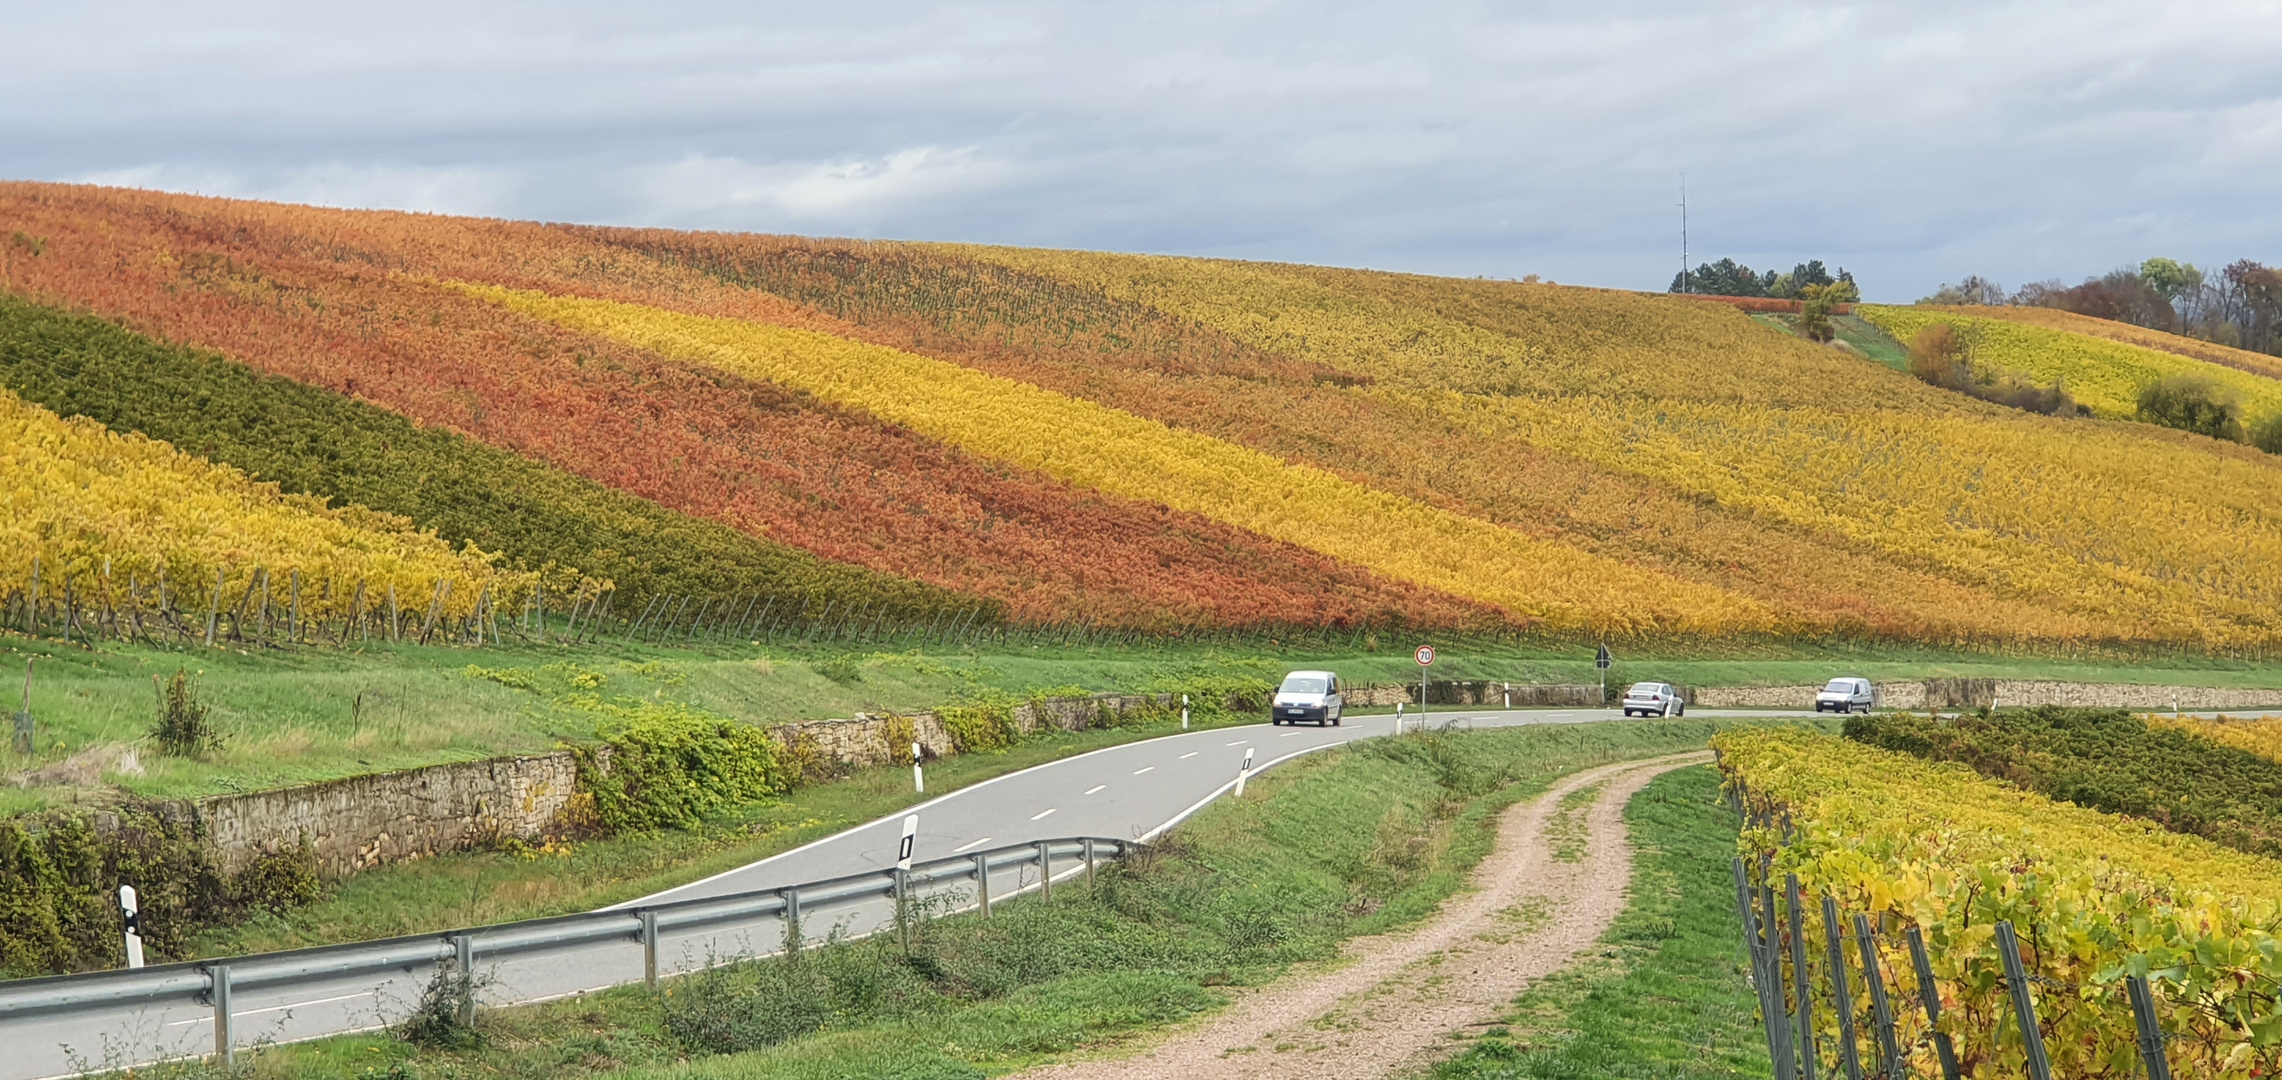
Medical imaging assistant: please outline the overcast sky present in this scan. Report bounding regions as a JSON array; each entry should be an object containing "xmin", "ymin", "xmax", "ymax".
[{"xmin": 7, "ymin": 1, "xmax": 2279, "ymax": 301}]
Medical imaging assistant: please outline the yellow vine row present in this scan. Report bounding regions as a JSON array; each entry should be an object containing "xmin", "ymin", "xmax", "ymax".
[{"xmin": 1, "ymin": 385, "xmax": 513, "ymax": 624}]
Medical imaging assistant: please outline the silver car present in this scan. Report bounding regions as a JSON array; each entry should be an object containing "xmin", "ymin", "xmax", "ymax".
[
  {"xmin": 1620, "ymin": 682, "xmax": 1686, "ymax": 717},
  {"xmin": 1271, "ymin": 670, "xmax": 1344, "ymax": 726},
  {"xmin": 1815, "ymin": 677, "xmax": 1877, "ymax": 713}
]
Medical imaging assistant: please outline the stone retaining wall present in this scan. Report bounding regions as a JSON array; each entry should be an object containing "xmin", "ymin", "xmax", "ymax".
[{"xmin": 187, "ymin": 691, "xmax": 1208, "ymax": 876}]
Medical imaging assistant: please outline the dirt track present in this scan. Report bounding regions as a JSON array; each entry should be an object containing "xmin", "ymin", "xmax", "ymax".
[{"xmin": 1023, "ymin": 751, "xmax": 1712, "ymax": 1080}]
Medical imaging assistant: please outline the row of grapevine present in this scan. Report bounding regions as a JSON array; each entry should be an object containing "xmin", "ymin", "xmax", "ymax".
[
  {"xmin": 2154, "ymin": 714, "xmax": 2282, "ymax": 763},
  {"xmin": 1860, "ymin": 304, "xmax": 2282, "ymax": 422},
  {"xmin": 0, "ymin": 183, "xmax": 1490, "ymax": 632},
  {"xmin": 460, "ymin": 282, "xmax": 1767, "ymax": 636},
  {"xmin": 2, "ymin": 385, "xmax": 510, "ymax": 627},
  {"xmin": 1955, "ymin": 304, "xmax": 2282, "ymax": 382},
  {"xmin": 1715, "ymin": 727, "xmax": 2282, "ymax": 1078},
  {"xmin": 1847, "ymin": 707, "xmax": 2282, "ymax": 860}
]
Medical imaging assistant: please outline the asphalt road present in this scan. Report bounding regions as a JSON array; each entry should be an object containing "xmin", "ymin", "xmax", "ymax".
[{"xmin": 6, "ymin": 705, "xmax": 1807, "ymax": 1079}]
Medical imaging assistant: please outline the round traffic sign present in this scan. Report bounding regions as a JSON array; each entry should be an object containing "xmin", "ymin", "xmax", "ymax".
[{"xmin": 1415, "ymin": 645, "xmax": 1436, "ymax": 666}]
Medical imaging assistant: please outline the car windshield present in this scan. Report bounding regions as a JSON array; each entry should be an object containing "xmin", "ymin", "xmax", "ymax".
[
  {"xmin": 1279, "ymin": 675, "xmax": 1329, "ymax": 694},
  {"xmin": 1823, "ymin": 679, "xmax": 1857, "ymax": 693}
]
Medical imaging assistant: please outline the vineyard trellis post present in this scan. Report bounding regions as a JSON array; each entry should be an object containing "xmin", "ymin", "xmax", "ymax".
[
  {"xmin": 1734, "ymin": 859, "xmax": 1793, "ymax": 1079},
  {"xmin": 1822, "ymin": 895, "xmax": 1866, "ymax": 1080},
  {"xmin": 1905, "ymin": 925, "xmax": 1962, "ymax": 1080},
  {"xmin": 1786, "ymin": 874, "xmax": 1818, "ymax": 1080},
  {"xmin": 1852, "ymin": 912, "xmax": 1904, "ymax": 1079},
  {"xmin": 2126, "ymin": 974, "xmax": 2174, "ymax": 1080},
  {"xmin": 1994, "ymin": 921, "xmax": 2055, "ymax": 1080}
]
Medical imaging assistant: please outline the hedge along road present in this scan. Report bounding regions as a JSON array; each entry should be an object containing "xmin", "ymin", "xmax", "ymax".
[{"xmin": 5, "ymin": 705, "xmax": 1805, "ymax": 1080}]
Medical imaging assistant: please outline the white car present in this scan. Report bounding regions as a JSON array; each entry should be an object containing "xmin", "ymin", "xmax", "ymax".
[
  {"xmin": 1815, "ymin": 677, "xmax": 1877, "ymax": 714},
  {"xmin": 1271, "ymin": 670, "xmax": 1344, "ymax": 726},
  {"xmin": 1620, "ymin": 682, "xmax": 1686, "ymax": 717}
]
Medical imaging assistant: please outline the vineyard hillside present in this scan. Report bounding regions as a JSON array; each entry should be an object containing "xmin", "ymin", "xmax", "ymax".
[{"xmin": 5, "ymin": 182, "xmax": 2282, "ymax": 646}]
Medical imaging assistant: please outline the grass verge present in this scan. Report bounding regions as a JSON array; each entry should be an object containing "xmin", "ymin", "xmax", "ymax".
[
  {"xmin": 1427, "ymin": 764, "xmax": 1769, "ymax": 1079},
  {"xmin": 101, "ymin": 719, "xmax": 1792, "ymax": 1080}
]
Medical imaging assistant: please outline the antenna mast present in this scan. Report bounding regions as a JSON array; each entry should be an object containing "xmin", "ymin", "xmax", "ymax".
[{"xmin": 1678, "ymin": 173, "xmax": 1689, "ymax": 293}]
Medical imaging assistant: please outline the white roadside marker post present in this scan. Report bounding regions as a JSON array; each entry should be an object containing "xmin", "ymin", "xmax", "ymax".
[
  {"xmin": 897, "ymin": 814, "xmax": 918, "ymax": 952},
  {"xmin": 1234, "ymin": 746, "xmax": 1256, "ymax": 797},
  {"xmin": 912, "ymin": 742, "xmax": 924, "ymax": 793},
  {"xmin": 1181, "ymin": 693, "xmax": 1190, "ymax": 730},
  {"xmin": 1394, "ymin": 701, "xmax": 1404, "ymax": 734},
  {"xmin": 120, "ymin": 884, "xmax": 144, "ymax": 969}
]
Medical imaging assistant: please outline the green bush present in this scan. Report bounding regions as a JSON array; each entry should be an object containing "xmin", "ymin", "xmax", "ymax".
[
  {"xmin": 1845, "ymin": 706, "xmax": 2282, "ymax": 858},
  {"xmin": 2137, "ymin": 373, "xmax": 2246, "ymax": 441},
  {"xmin": 0, "ymin": 806, "xmax": 319, "ymax": 976},
  {"xmin": 938, "ymin": 698, "xmax": 1021, "ymax": 754},
  {"xmin": 2250, "ymin": 413, "xmax": 2282, "ymax": 455},
  {"xmin": 150, "ymin": 668, "xmax": 224, "ymax": 758},
  {"xmin": 575, "ymin": 704, "xmax": 796, "ymax": 831},
  {"xmin": 0, "ymin": 293, "xmax": 986, "ymax": 621}
]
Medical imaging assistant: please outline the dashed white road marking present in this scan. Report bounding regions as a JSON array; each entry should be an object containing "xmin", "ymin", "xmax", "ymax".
[
  {"xmin": 1030, "ymin": 808, "xmax": 1057, "ymax": 821},
  {"xmin": 1083, "ymin": 785, "xmax": 1106, "ymax": 795},
  {"xmin": 1225, "ymin": 740, "xmax": 1249, "ymax": 746},
  {"xmin": 1280, "ymin": 731, "xmax": 1305, "ymax": 737},
  {"xmin": 952, "ymin": 836, "xmax": 993, "ymax": 853},
  {"xmin": 1179, "ymin": 752, "xmax": 1199, "ymax": 759},
  {"xmin": 1133, "ymin": 766, "xmax": 1155, "ymax": 775}
]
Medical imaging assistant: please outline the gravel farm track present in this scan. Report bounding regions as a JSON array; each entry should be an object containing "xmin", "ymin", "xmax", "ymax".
[{"xmin": 1023, "ymin": 751, "xmax": 1712, "ymax": 1080}]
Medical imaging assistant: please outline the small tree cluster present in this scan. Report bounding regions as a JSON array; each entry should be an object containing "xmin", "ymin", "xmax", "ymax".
[{"xmin": 1670, "ymin": 258, "xmax": 1858, "ymax": 299}]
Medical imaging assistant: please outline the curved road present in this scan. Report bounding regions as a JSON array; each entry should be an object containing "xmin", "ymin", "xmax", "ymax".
[{"xmin": 7, "ymin": 706, "xmax": 1803, "ymax": 1079}]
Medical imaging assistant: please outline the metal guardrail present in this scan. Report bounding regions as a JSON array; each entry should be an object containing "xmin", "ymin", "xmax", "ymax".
[{"xmin": 0, "ymin": 836, "xmax": 1131, "ymax": 1071}]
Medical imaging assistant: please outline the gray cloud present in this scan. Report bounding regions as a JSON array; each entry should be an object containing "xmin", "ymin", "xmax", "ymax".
[{"xmin": 5, "ymin": 0, "xmax": 2279, "ymax": 299}]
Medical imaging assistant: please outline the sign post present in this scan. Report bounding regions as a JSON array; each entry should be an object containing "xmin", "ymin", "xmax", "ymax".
[
  {"xmin": 1595, "ymin": 644, "xmax": 1613, "ymax": 706},
  {"xmin": 1415, "ymin": 645, "xmax": 1435, "ymax": 730}
]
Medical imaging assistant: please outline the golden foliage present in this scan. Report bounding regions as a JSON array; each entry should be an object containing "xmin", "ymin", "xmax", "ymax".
[
  {"xmin": 452, "ymin": 282, "xmax": 1773, "ymax": 636},
  {"xmin": 1, "ymin": 385, "xmax": 508, "ymax": 622},
  {"xmin": 2152, "ymin": 714, "xmax": 2282, "ymax": 763},
  {"xmin": 1956, "ymin": 304, "xmax": 2282, "ymax": 383}
]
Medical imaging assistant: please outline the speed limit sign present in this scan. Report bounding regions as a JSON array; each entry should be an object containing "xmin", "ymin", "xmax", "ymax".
[{"xmin": 1415, "ymin": 645, "xmax": 1435, "ymax": 666}]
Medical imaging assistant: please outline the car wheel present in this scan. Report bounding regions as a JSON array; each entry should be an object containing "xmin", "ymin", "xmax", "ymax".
[{"xmin": 1676, "ymin": 704, "xmax": 1686, "ymax": 717}]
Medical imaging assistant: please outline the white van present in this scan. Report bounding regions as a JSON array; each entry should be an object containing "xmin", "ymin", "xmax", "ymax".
[
  {"xmin": 1815, "ymin": 677, "xmax": 1877, "ymax": 713},
  {"xmin": 1272, "ymin": 670, "xmax": 1344, "ymax": 726}
]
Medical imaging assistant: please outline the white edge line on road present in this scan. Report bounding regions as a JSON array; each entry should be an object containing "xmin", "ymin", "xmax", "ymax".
[
  {"xmin": 951, "ymin": 836, "xmax": 992, "ymax": 853},
  {"xmin": 1138, "ymin": 740, "xmax": 1349, "ymax": 844},
  {"xmin": 1030, "ymin": 808, "xmax": 1057, "ymax": 821},
  {"xmin": 1083, "ymin": 785, "xmax": 1106, "ymax": 795},
  {"xmin": 165, "ymin": 990, "xmax": 373, "ymax": 1026},
  {"xmin": 616, "ymin": 719, "xmax": 1280, "ymax": 907}
]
